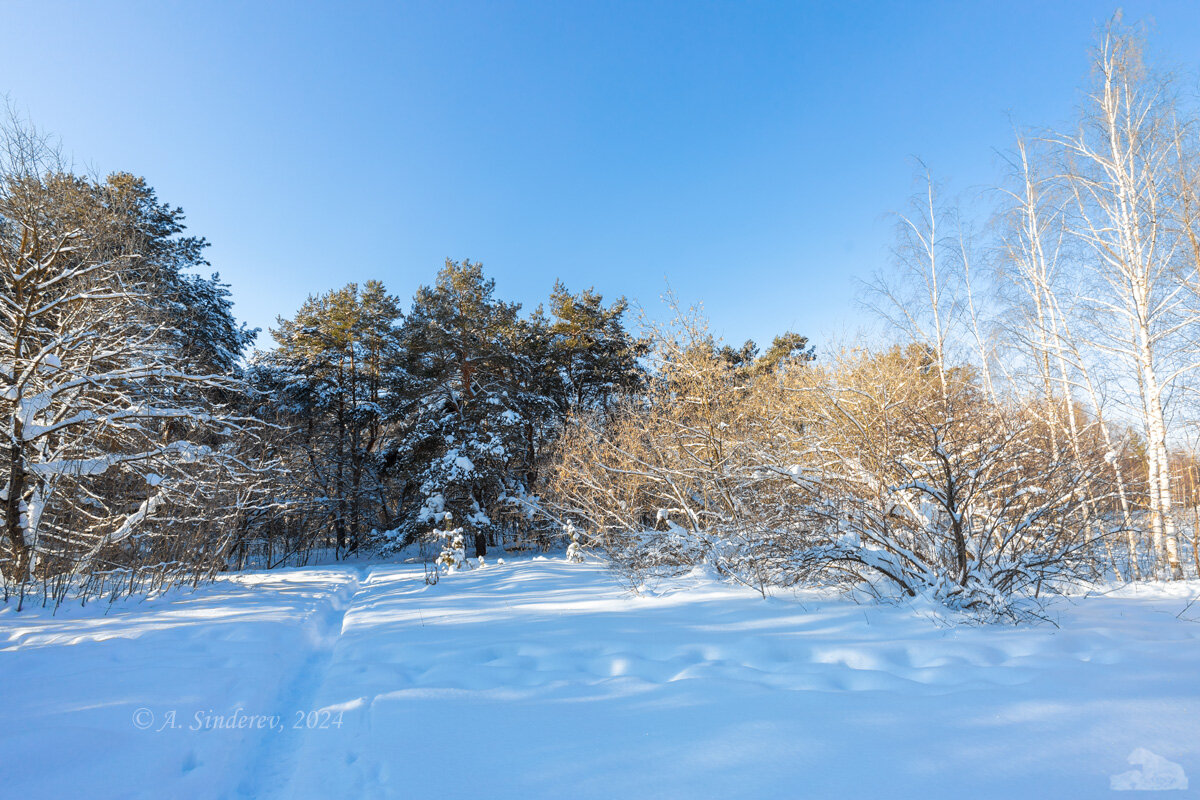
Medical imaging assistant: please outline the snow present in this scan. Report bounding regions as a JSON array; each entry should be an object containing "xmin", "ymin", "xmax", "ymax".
[{"xmin": 2, "ymin": 560, "xmax": 1199, "ymax": 798}]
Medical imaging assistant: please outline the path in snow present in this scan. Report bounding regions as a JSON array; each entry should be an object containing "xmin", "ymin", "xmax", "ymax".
[
  {"xmin": 234, "ymin": 566, "xmax": 366, "ymax": 798},
  {"xmin": 2, "ymin": 559, "xmax": 1199, "ymax": 798}
]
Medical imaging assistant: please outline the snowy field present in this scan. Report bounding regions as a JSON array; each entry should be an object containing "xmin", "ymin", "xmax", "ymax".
[{"xmin": 2, "ymin": 558, "xmax": 1199, "ymax": 799}]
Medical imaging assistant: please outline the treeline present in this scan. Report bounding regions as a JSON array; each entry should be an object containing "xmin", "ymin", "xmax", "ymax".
[
  {"xmin": 0, "ymin": 104, "xmax": 684, "ymax": 602},
  {"xmin": 6, "ymin": 18, "xmax": 1200, "ymax": 613},
  {"xmin": 0, "ymin": 106, "xmax": 658, "ymax": 600}
]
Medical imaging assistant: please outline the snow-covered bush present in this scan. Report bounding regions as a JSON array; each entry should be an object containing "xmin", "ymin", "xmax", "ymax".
[
  {"xmin": 789, "ymin": 346, "xmax": 1112, "ymax": 618},
  {"xmin": 547, "ymin": 312, "xmax": 1112, "ymax": 619}
]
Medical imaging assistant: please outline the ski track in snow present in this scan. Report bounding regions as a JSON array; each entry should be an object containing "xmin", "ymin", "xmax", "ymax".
[{"xmin": 2, "ymin": 559, "xmax": 1200, "ymax": 798}]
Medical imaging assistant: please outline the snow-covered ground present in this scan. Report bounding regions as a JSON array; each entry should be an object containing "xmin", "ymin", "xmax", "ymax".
[{"xmin": 2, "ymin": 558, "xmax": 1198, "ymax": 798}]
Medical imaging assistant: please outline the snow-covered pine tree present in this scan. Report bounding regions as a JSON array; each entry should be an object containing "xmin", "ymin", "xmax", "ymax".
[
  {"xmin": 390, "ymin": 260, "xmax": 531, "ymax": 556},
  {"xmin": 255, "ymin": 281, "xmax": 404, "ymax": 556}
]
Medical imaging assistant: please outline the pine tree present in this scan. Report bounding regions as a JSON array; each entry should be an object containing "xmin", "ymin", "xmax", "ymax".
[
  {"xmin": 260, "ymin": 281, "xmax": 403, "ymax": 555},
  {"xmin": 548, "ymin": 281, "xmax": 646, "ymax": 418},
  {"xmin": 391, "ymin": 260, "xmax": 528, "ymax": 556},
  {"xmin": 95, "ymin": 173, "xmax": 256, "ymax": 374},
  {"xmin": 756, "ymin": 332, "xmax": 815, "ymax": 374}
]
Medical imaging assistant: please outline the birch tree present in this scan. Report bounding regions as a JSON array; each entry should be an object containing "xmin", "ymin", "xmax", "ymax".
[
  {"xmin": 996, "ymin": 136, "xmax": 1140, "ymax": 578},
  {"xmin": 868, "ymin": 166, "xmax": 960, "ymax": 400},
  {"xmin": 1057, "ymin": 22, "xmax": 1188, "ymax": 578}
]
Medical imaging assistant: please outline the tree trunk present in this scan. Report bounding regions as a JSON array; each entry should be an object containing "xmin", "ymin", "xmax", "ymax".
[
  {"xmin": 1139, "ymin": 336, "xmax": 1184, "ymax": 579},
  {"xmin": 3, "ymin": 439, "xmax": 30, "ymax": 582}
]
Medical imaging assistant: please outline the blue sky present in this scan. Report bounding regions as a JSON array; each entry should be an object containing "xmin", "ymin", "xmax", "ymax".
[{"xmin": 4, "ymin": 1, "xmax": 1200, "ymax": 351}]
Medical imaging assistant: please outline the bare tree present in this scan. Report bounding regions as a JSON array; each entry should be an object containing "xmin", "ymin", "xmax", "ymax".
[
  {"xmin": 996, "ymin": 135, "xmax": 1139, "ymax": 579},
  {"xmin": 1056, "ymin": 21, "xmax": 1189, "ymax": 578},
  {"xmin": 0, "ymin": 112, "xmax": 261, "ymax": 597}
]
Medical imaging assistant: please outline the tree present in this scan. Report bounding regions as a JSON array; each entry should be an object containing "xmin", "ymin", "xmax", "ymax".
[
  {"xmin": 261, "ymin": 280, "xmax": 403, "ymax": 555},
  {"xmin": 1057, "ymin": 20, "xmax": 1188, "ymax": 578},
  {"xmin": 96, "ymin": 172, "xmax": 255, "ymax": 375},
  {"xmin": 0, "ymin": 115, "xmax": 259, "ymax": 593},
  {"xmin": 392, "ymin": 260, "xmax": 528, "ymax": 557},
  {"xmin": 756, "ymin": 332, "xmax": 816, "ymax": 375},
  {"xmin": 547, "ymin": 281, "xmax": 646, "ymax": 417}
]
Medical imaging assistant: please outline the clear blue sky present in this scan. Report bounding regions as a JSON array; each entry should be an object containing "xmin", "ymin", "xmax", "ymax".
[{"xmin": 4, "ymin": 1, "xmax": 1200, "ymax": 351}]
